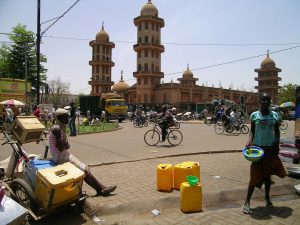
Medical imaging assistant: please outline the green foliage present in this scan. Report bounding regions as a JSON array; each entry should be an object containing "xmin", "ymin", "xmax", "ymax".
[
  {"xmin": 0, "ymin": 24, "xmax": 47, "ymax": 89},
  {"xmin": 278, "ymin": 83, "xmax": 297, "ymax": 104}
]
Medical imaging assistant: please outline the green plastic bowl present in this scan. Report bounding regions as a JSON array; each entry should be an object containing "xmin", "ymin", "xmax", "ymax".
[{"xmin": 187, "ymin": 175, "xmax": 199, "ymax": 186}]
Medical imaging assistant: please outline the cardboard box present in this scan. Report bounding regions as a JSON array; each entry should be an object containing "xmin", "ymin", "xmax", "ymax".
[{"xmin": 12, "ymin": 116, "xmax": 45, "ymax": 144}]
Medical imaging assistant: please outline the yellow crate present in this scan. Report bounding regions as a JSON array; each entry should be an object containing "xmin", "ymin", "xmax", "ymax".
[
  {"xmin": 12, "ymin": 116, "xmax": 45, "ymax": 144},
  {"xmin": 35, "ymin": 162, "xmax": 85, "ymax": 210}
]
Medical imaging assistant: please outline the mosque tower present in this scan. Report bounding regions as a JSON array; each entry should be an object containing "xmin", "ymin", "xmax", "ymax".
[
  {"xmin": 133, "ymin": 0, "xmax": 165, "ymax": 103},
  {"xmin": 254, "ymin": 51, "xmax": 282, "ymax": 104},
  {"xmin": 89, "ymin": 23, "xmax": 115, "ymax": 96}
]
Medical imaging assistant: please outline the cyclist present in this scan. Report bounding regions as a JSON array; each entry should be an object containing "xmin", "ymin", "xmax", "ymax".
[{"xmin": 158, "ymin": 105, "xmax": 173, "ymax": 142}]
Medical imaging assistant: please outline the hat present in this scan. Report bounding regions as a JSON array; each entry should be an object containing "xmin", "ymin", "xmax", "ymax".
[{"xmin": 55, "ymin": 108, "xmax": 68, "ymax": 116}]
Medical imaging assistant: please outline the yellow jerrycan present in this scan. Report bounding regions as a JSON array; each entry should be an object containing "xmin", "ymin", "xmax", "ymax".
[
  {"xmin": 180, "ymin": 176, "xmax": 202, "ymax": 213},
  {"xmin": 157, "ymin": 164, "xmax": 173, "ymax": 191},
  {"xmin": 174, "ymin": 163, "xmax": 193, "ymax": 190},
  {"xmin": 182, "ymin": 161, "xmax": 200, "ymax": 180}
]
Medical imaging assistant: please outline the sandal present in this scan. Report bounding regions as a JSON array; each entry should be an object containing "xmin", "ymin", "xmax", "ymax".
[
  {"xmin": 100, "ymin": 185, "xmax": 117, "ymax": 196},
  {"xmin": 242, "ymin": 203, "xmax": 252, "ymax": 214},
  {"xmin": 265, "ymin": 200, "xmax": 273, "ymax": 208}
]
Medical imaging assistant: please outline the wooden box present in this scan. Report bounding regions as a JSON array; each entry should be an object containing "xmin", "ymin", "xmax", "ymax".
[{"xmin": 12, "ymin": 116, "xmax": 45, "ymax": 144}]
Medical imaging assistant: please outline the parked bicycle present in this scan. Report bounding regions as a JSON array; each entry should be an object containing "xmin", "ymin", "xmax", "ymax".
[
  {"xmin": 144, "ymin": 121, "xmax": 183, "ymax": 146},
  {"xmin": 133, "ymin": 116, "xmax": 148, "ymax": 128}
]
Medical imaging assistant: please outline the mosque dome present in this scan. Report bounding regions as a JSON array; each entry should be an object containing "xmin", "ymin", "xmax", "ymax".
[
  {"xmin": 112, "ymin": 74, "xmax": 129, "ymax": 92},
  {"xmin": 182, "ymin": 65, "xmax": 193, "ymax": 78},
  {"xmin": 96, "ymin": 25, "xmax": 109, "ymax": 42},
  {"xmin": 261, "ymin": 52, "xmax": 275, "ymax": 68},
  {"xmin": 141, "ymin": 0, "xmax": 158, "ymax": 16}
]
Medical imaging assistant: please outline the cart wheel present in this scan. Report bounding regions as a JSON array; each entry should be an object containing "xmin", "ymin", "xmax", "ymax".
[{"xmin": 10, "ymin": 178, "xmax": 38, "ymax": 214}]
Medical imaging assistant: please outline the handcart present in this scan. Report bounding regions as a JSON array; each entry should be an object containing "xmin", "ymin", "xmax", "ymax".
[{"xmin": 0, "ymin": 116, "xmax": 87, "ymax": 221}]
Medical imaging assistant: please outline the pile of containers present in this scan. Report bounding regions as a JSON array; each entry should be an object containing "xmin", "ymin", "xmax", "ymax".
[{"xmin": 156, "ymin": 161, "xmax": 202, "ymax": 213}]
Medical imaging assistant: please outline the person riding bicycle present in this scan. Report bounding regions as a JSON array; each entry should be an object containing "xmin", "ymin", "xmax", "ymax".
[{"xmin": 158, "ymin": 105, "xmax": 173, "ymax": 142}]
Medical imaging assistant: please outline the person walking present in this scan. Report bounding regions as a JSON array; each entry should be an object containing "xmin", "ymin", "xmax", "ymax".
[
  {"xmin": 4, "ymin": 104, "xmax": 14, "ymax": 131},
  {"xmin": 49, "ymin": 108, "xmax": 117, "ymax": 196},
  {"xmin": 242, "ymin": 92, "xmax": 287, "ymax": 214},
  {"xmin": 68, "ymin": 102, "xmax": 77, "ymax": 136}
]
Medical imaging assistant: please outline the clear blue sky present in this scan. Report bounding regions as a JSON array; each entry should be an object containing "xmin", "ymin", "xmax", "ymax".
[{"xmin": 1, "ymin": 0, "xmax": 300, "ymax": 94}]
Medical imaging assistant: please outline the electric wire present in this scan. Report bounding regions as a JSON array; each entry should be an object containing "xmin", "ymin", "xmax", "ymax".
[
  {"xmin": 71, "ymin": 45, "xmax": 300, "ymax": 93},
  {"xmin": 41, "ymin": 0, "xmax": 81, "ymax": 36}
]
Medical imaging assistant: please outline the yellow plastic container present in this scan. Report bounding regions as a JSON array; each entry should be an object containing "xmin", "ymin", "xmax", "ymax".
[
  {"xmin": 180, "ymin": 181, "xmax": 202, "ymax": 213},
  {"xmin": 173, "ymin": 164, "xmax": 193, "ymax": 190},
  {"xmin": 35, "ymin": 162, "xmax": 85, "ymax": 210},
  {"xmin": 157, "ymin": 164, "xmax": 173, "ymax": 191},
  {"xmin": 182, "ymin": 161, "xmax": 200, "ymax": 180}
]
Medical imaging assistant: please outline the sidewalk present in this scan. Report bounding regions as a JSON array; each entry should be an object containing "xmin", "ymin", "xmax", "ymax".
[{"xmin": 83, "ymin": 151, "xmax": 300, "ymax": 225}]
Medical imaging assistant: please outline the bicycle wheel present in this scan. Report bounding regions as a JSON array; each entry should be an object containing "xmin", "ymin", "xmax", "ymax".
[
  {"xmin": 241, "ymin": 125, "xmax": 249, "ymax": 134},
  {"xmin": 214, "ymin": 123, "xmax": 224, "ymax": 134},
  {"xmin": 10, "ymin": 178, "xmax": 38, "ymax": 214},
  {"xmin": 280, "ymin": 121, "xmax": 288, "ymax": 130},
  {"xmin": 144, "ymin": 130, "xmax": 160, "ymax": 146},
  {"xmin": 167, "ymin": 130, "xmax": 183, "ymax": 146}
]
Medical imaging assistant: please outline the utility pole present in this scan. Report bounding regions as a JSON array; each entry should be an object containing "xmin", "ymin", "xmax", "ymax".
[{"xmin": 36, "ymin": 0, "xmax": 41, "ymax": 105}]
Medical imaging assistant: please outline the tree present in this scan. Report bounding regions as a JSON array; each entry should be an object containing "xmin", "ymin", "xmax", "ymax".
[
  {"xmin": 48, "ymin": 77, "xmax": 70, "ymax": 109},
  {"xmin": 0, "ymin": 24, "xmax": 47, "ymax": 92},
  {"xmin": 278, "ymin": 83, "xmax": 297, "ymax": 104}
]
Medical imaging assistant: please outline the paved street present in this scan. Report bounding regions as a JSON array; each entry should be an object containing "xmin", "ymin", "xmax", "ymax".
[{"xmin": 1, "ymin": 120, "xmax": 299, "ymax": 224}]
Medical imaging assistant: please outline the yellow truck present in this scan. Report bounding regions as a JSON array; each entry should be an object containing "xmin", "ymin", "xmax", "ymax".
[
  {"xmin": 101, "ymin": 93, "xmax": 128, "ymax": 122},
  {"xmin": 79, "ymin": 93, "xmax": 128, "ymax": 122}
]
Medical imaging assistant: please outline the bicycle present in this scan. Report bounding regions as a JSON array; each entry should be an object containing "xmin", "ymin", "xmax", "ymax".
[{"xmin": 144, "ymin": 121, "xmax": 183, "ymax": 146}]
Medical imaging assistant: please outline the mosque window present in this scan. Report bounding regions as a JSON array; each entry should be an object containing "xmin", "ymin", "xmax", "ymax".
[
  {"xmin": 145, "ymin": 22, "xmax": 148, "ymax": 30},
  {"xmin": 97, "ymin": 45, "xmax": 99, "ymax": 53},
  {"xmin": 138, "ymin": 64, "xmax": 141, "ymax": 70},
  {"xmin": 102, "ymin": 47, "xmax": 105, "ymax": 53},
  {"xmin": 151, "ymin": 36, "xmax": 154, "ymax": 44},
  {"xmin": 102, "ymin": 55, "xmax": 105, "ymax": 60},
  {"xmin": 138, "ymin": 37, "xmax": 142, "ymax": 43},
  {"xmin": 151, "ymin": 63, "xmax": 154, "ymax": 71},
  {"xmin": 144, "ymin": 63, "xmax": 148, "ymax": 71},
  {"xmin": 145, "ymin": 36, "xmax": 148, "ymax": 43}
]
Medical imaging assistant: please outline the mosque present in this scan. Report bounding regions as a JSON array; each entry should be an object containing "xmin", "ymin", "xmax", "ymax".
[{"xmin": 88, "ymin": 0, "xmax": 281, "ymax": 112}]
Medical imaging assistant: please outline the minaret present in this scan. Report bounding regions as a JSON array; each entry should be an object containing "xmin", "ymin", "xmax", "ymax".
[
  {"xmin": 133, "ymin": 0, "xmax": 165, "ymax": 103},
  {"xmin": 89, "ymin": 22, "xmax": 115, "ymax": 96},
  {"xmin": 254, "ymin": 51, "xmax": 282, "ymax": 104}
]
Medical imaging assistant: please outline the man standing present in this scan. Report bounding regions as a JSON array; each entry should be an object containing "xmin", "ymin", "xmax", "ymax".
[{"xmin": 69, "ymin": 102, "xmax": 77, "ymax": 136}]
